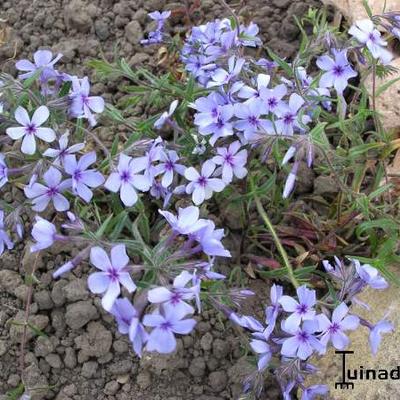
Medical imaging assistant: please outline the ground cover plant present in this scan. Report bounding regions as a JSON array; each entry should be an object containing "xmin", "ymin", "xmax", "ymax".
[{"xmin": 0, "ymin": 1, "xmax": 400, "ymax": 399}]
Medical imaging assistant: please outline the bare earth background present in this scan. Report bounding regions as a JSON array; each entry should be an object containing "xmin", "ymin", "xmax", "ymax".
[{"xmin": 0, "ymin": 1, "xmax": 326, "ymax": 399}]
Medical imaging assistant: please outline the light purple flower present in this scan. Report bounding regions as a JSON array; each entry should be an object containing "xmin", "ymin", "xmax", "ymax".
[
  {"xmin": 154, "ymin": 100, "xmax": 178, "ymax": 129},
  {"xmin": 250, "ymin": 337, "xmax": 272, "ymax": 371},
  {"xmin": 317, "ymin": 49, "xmax": 357, "ymax": 95},
  {"xmin": 369, "ymin": 319, "xmax": 394, "ymax": 355},
  {"xmin": 212, "ymin": 141, "xmax": 247, "ymax": 183},
  {"xmin": 234, "ymin": 101, "xmax": 272, "ymax": 141},
  {"xmin": 135, "ymin": 138, "xmax": 164, "ymax": 181},
  {"xmin": 317, "ymin": 303, "xmax": 359, "ymax": 350},
  {"xmin": 88, "ymin": 245, "xmax": 137, "ymax": 311},
  {"xmin": 148, "ymin": 10, "xmax": 171, "ymax": 27},
  {"xmin": 279, "ymin": 285, "xmax": 316, "ymax": 330},
  {"xmin": 30, "ymin": 217, "xmax": 58, "ymax": 252},
  {"xmin": 148, "ymin": 271, "xmax": 197, "ymax": 316},
  {"xmin": 24, "ymin": 167, "xmax": 71, "ymax": 212},
  {"xmin": 64, "ymin": 151, "xmax": 105, "ymax": 202},
  {"xmin": 110, "ymin": 298, "xmax": 148, "ymax": 357},
  {"xmin": 0, "ymin": 154, "xmax": 8, "ymax": 188},
  {"xmin": 349, "ymin": 19, "xmax": 393, "ymax": 64},
  {"xmin": 0, "ymin": 210, "xmax": 13, "ymax": 255},
  {"xmin": 264, "ymin": 284, "xmax": 283, "ymax": 337},
  {"xmin": 143, "ymin": 306, "xmax": 196, "ymax": 353},
  {"xmin": 185, "ymin": 160, "xmax": 225, "ymax": 205},
  {"xmin": 69, "ymin": 76, "xmax": 105, "ymax": 126},
  {"xmin": 156, "ymin": 150, "xmax": 186, "ymax": 187},
  {"xmin": 192, "ymin": 91, "xmax": 227, "ymax": 129},
  {"xmin": 198, "ymin": 104, "xmax": 234, "ymax": 146},
  {"xmin": 259, "ymin": 83, "xmax": 287, "ymax": 115},
  {"xmin": 282, "ymin": 161, "xmax": 299, "ymax": 199},
  {"xmin": 105, "ymin": 153, "xmax": 150, "ymax": 207},
  {"xmin": 15, "ymin": 50, "xmax": 62, "ymax": 80},
  {"xmin": 193, "ymin": 220, "xmax": 231, "ymax": 257},
  {"xmin": 275, "ymin": 94, "xmax": 307, "ymax": 136},
  {"xmin": 208, "ymin": 56, "xmax": 245, "ymax": 87},
  {"xmin": 281, "ymin": 320, "xmax": 324, "ymax": 360},
  {"xmin": 237, "ymin": 73, "xmax": 270, "ymax": 102},
  {"xmin": 353, "ymin": 259, "xmax": 389, "ymax": 289},
  {"xmin": 6, "ymin": 106, "xmax": 55, "ymax": 155},
  {"xmin": 159, "ymin": 205, "xmax": 208, "ymax": 235},
  {"xmin": 301, "ymin": 385, "xmax": 329, "ymax": 400},
  {"xmin": 43, "ymin": 132, "xmax": 85, "ymax": 166}
]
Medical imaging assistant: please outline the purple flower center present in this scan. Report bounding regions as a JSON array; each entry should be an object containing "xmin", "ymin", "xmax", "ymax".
[
  {"xmin": 170, "ymin": 292, "xmax": 182, "ymax": 305},
  {"xmin": 248, "ymin": 115, "xmax": 259, "ymax": 126},
  {"xmin": 46, "ymin": 186, "xmax": 59, "ymax": 197},
  {"xmin": 296, "ymin": 303, "xmax": 308, "ymax": 315},
  {"xmin": 268, "ymin": 97, "xmax": 277, "ymax": 108},
  {"xmin": 329, "ymin": 322, "xmax": 340, "ymax": 334},
  {"xmin": 160, "ymin": 321, "xmax": 172, "ymax": 331},
  {"xmin": 81, "ymin": 94, "xmax": 90, "ymax": 106},
  {"xmin": 333, "ymin": 65, "xmax": 344, "ymax": 76},
  {"xmin": 73, "ymin": 169, "xmax": 82, "ymax": 181},
  {"xmin": 211, "ymin": 107, "xmax": 219, "ymax": 118},
  {"xmin": 224, "ymin": 153, "xmax": 234, "ymax": 165},
  {"xmin": 297, "ymin": 330, "xmax": 309, "ymax": 343},
  {"xmin": 26, "ymin": 124, "xmax": 37, "ymax": 135},
  {"xmin": 108, "ymin": 267, "xmax": 120, "ymax": 281},
  {"xmin": 368, "ymin": 33, "xmax": 377, "ymax": 43},
  {"xmin": 120, "ymin": 170, "xmax": 130, "ymax": 182},
  {"xmin": 197, "ymin": 175, "xmax": 208, "ymax": 187},
  {"xmin": 283, "ymin": 113, "xmax": 295, "ymax": 125},
  {"xmin": 216, "ymin": 118, "xmax": 225, "ymax": 129},
  {"xmin": 165, "ymin": 160, "xmax": 174, "ymax": 171}
]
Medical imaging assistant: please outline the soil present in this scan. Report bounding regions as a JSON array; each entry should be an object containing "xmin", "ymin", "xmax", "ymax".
[{"xmin": 0, "ymin": 1, "xmax": 323, "ymax": 399}]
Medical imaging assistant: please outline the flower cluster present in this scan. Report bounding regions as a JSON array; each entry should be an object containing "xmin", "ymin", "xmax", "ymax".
[{"xmin": 225, "ymin": 258, "xmax": 393, "ymax": 398}]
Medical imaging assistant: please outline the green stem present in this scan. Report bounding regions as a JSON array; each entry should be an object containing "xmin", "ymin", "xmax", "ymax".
[{"xmin": 250, "ymin": 178, "xmax": 299, "ymax": 289}]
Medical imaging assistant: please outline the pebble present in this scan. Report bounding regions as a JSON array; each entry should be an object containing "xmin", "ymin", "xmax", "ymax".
[{"xmin": 65, "ymin": 300, "xmax": 98, "ymax": 329}]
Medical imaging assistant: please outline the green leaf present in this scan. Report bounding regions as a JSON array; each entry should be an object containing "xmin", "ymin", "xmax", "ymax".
[
  {"xmin": 6, "ymin": 383, "xmax": 24, "ymax": 400},
  {"xmin": 266, "ymin": 48, "xmax": 293, "ymax": 76},
  {"xmin": 376, "ymin": 76, "xmax": 400, "ymax": 97},
  {"xmin": 95, "ymin": 214, "xmax": 114, "ymax": 238},
  {"xmin": 362, "ymin": 0, "xmax": 373, "ymax": 18},
  {"xmin": 356, "ymin": 218, "xmax": 398, "ymax": 236},
  {"xmin": 309, "ymin": 122, "xmax": 329, "ymax": 149}
]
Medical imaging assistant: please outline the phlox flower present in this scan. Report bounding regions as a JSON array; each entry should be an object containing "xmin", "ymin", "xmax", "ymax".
[
  {"xmin": 281, "ymin": 320, "xmax": 325, "ymax": 360},
  {"xmin": 110, "ymin": 298, "xmax": 148, "ymax": 357},
  {"xmin": 148, "ymin": 271, "xmax": 197, "ymax": 316},
  {"xmin": 0, "ymin": 210, "xmax": 13, "ymax": 255},
  {"xmin": 317, "ymin": 302, "xmax": 359, "ymax": 350},
  {"xmin": 349, "ymin": 19, "xmax": 393, "ymax": 64},
  {"xmin": 105, "ymin": 153, "xmax": 150, "ymax": 207},
  {"xmin": 43, "ymin": 132, "xmax": 85, "ymax": 166},
  {"xmin": 237, "ymin": 73, "xmax": 270, "ymax": 102},
  {"xmin": 88, "ymin": 245, "xmax": 137, "ymax": 311},
  {"xmin": 156, "ymin": 150, "xmax": 186, "ymax": 188},
  {"xmin": 259, "ymin": 83, "xmax": 287, "ymax": 115},
  {"xmin": 264, "ymin": 284, "xmax": 283, "ymax": 337},
  {"xmin": 69, "ymin": 76, "xmax": 105, "ymax": 126},
  {"xmin": 184, "ymin": 160, "xmax": 225, "ymax": 205},
  {"xmin": 316, "ymin": 48, "xmax": 357, "ymax": 95},
  {"xmin": 15, "ymin": 49, "xmax": 62, "ymax": 80},
  {"xmin": 30, "ymin": 216, "xmax": 59, "ymax": 252},
  {"xmin": 159, "ymin": 205, "xmax": 208, "ymax": 235},
  {"xmin": 6, "ymin": 106, "xmax": 55, "ymax": 155},
  {"xmin": 279, "ymin": 285, "xmax": 316, "ymax": 330},
  {"xmin": 301, "ymin": 385, "xmax": 329, "ymax": 400},
  {"xmin": 154, "ymin": 100, "xmax": 178, "ymax": 129},
  {"xmin": 208, "ymin": 55, "xmax": 245, "ymax": 87},
  {"xmin": 64, "ymin": 151, "xmax": 105, "ymax": 202},
  {"xmin": 250, "ymin": 336, "xmax": 272, "ymax": 371},
  {"xmin": 24, "ymin": 167, "xmax": 71, "ymax": 212},
  {"xmin": 0, "ymin": 154, "xmax": 8, "ymax": 188},
  {"xmin": 143, "ymin": 306, "xmax": 196, "ymax": 353},
  {"xmin": 193, "ymin": 220, "xmax": 231, "ymax": 257},
  {"xmin": 353, "ymin": 259, "xmax": 388, "ymax": 289},
  {"xmin": 212, "ymin": 141, "xmax": 247, "ymax": 183},
  {"xmin": 275, "ymin": 94, "xmax": 308, "ymax": 136},
  {"xmin": 369, "ymin": 319, "xmax": 394, "ymax": 355}
]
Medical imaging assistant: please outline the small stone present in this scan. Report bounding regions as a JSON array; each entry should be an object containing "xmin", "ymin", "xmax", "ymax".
[
  {"xmin": 200, "ymin": 332, "xmax": 213, "ymax": 351},
  {"xmin": 51, "ymin": 280, "xmax": 68, "ymax": 307},
  {"xmin": 94, "ymin": 19, "xmax": 110, "ymax": 40},
  {"xmin": 64, "ymin": 0, "xmax": 93, "ymax": 33},
  {"xmin": 65, "ymin": 300, "xmax": 98, "ymax": 329},
  {"xmin": 81, "ymin": 361, "xmax": 98, "ymax": 378},
  {"xmin": 189, "ymin": 357, "xmax": 206, "ymax": 377},
  {"xmin": 0, "ymin": 270, "xmax": 22, "ymax": 294},
  {"xmin": 35, "ymin": 336, "xmax": 55, "ymax": 358},
  {"xmin": 64, "ymin": 348, "xmax": 77, "ymax": 369},
  {"xmin": 212, "ymin": 339, "xmax": 230, "ymax": 359},
  {"xmin": 34, "ymin": 290, "xmax": 54, "ymax": 310},
  {"xmin": 196, "ymin": 321, "xmax": 211, "ymax": 334},
  {"xmin": 313, "ymin": 176, "xmax": 339, "ymax": 195},
  {"xmin": 113, "ymin": 339, "xmax": 129, "ymax": 353},
  {"xmin": 125, "ymin": 20, "xmax": 143, "ymax": 44},
  {"xmin": 104, "ymin": 380, "xmax": 120, "ymax": 396},
  {"xmin": 208, "ymin": 370, "xmax": 228, "ymax": 392},
  {"xmin": 136, "ymin": 371, "xmax": 152, "ymax": 390},
  {"xmin": 63, "ymin": 279, "xmax": 88, "ymax": 302},
  {"xmin": 45, "ymin": 353, "xmax": 63, "ymax": 369},
  {"xmin": 108, "ymin": 360, "xmax": 134, "ymax": 376},
  {"xmin": 74, "ymin": 321, "xmax": 112, "ymax": 358}
]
